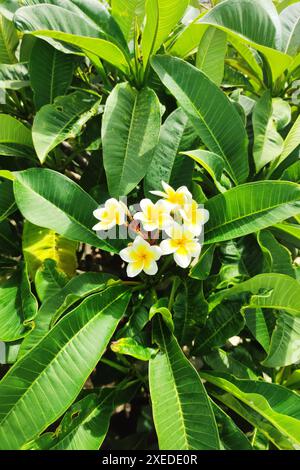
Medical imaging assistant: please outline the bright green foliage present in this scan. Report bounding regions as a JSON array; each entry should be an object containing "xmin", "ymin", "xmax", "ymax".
[{"xmin": 0, "ymin": 0, "xmax": 300, "ymax": 452}]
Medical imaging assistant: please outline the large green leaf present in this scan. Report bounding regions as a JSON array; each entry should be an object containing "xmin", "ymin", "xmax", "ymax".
[
  {"xmin": 199, "ymin": 0, "xmax": 292, "ymax": 81},
  {"xmin": 14, "ymin": 0, "xmax": 127, "ymax": 48},
  {"xmin": 34, "ymin": 259, "xmax": 69, "ymax": 303},
  {"xmin": 29, "ymin": 39, "xmax": 74, "ymax": 110},
  {"xmin": 111, "ymin": 0, "xmax": 145, "ymax": 43},
  {"xmin": 211, "ymin": 400, "xmax": 252, "ymax": 450},
  {"xmin": 19, "ymin": 272, "xmax": 114, "ymax": 357},
  {"xmin": 201, "ymin": 371, "xmax": 300, "ymax": 449},
  {"xmin": 210, "ymin": 273, "xmax": 300, "ymax": 316},
  {"xmin": 144, "ymin": 108, "xmax": 196, "ymax": 196},
  {"xmin": 149, "ymin": 318, "xmax": 220, "ymax": 450},
  {"xmin": 102, "ymin": 83, "xmax": 161, "ymax": 197},
  {"xmin": 151, "ymin": 55, "xmax": 249, "ymax": 184},
  {"xmin": 252, "ymin": 91, "xmax": 283, "ymax": 173},
  {"xmin": 32, "ymin": 91, "xmax": 100, "ymax": 163},
  {"xmin": 0, "ymin": 265, "xmax": 37, "ymax": 342},
  {"xmin": 271, "ymin": 222, "xmax": 300, "ymax": 248},
  {"xmin": 0, "ymin": 285, "xmax": 131, "ymax": 450},
  {"xmin": 0, "ymin": 62, "xmax": 29, "ymax": 89},
  {"xmin": 24, "ymin": 382, "xmax": 138, "ymax": 450},
  {"xmin": 13, "ymin": 168, "xmax": 118, "ymax": 252},
  {"xmin": 196, "ymin": 26, "xmax": 227, "ymax": 86},
  {"xmin": 14, "ymin": 2, "xmax": 130, "ymax": 73},
  {"xmin": 0, "ymin": 179, "xmax": 16, "ymax": 221},
  {"xmin": 23, "ymin": 221, "xmax": 77, "ymax": 279},
  {"xmin": 280, "ymin": 3, "xmax": 300, "ymax": 55},
  {"xmin": 275, "ymin": 114, "xmax": 300, "ymax": 169},
  {"xmin": 0, "ymin": 15, "xmax": 17, "ymax": 63},
  {"xmin": 142, "ymin": 0, "xmax": 189, "ymax": 67},
  {"xmin": 182, "ymin": 150, "xmax": 226, "ymax": 192},
  {"xmin": 193, "ymin": 302, "xmax": 244, "ymax": 355},
  {"xmin": 262, "ymin": 312, "xmax": 300, "ymax": 368},
  {"xmin": 205, "ymin": 181, "xmax": 300, "ymax": 244},
  {"xmin": 168, "ymin": 18, "xmax": 208, "ymax": 58},
  {"xmin": 257, "ymin": 229, "xmax": 295, "ymax": 277},
  {"xmin": 0, "ymin": 114, "xmax": 34, "ymax": 160}
]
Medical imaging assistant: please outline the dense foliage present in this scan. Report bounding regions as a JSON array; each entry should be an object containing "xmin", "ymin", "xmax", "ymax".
[{"xmin": 0, "ymin": 0, "xmax": 300, "ymax": 451}]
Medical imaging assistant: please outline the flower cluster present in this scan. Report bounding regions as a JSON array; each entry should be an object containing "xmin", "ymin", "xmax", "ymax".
[{"xmin": 93, "ymin": 182, "xmax": 209, "ymax": 278}]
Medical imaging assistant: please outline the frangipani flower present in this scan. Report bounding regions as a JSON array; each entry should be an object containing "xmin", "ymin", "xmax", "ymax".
[
  {"xmin": 179, "ymin": 200, "xmax": 209, "ymax": 236},
  {"xmin": 93, "ymin": 198, "xmax": 127, "ymax": 231},
  {"xmin": 150, "ymin": 181, "xmax": 192, "ymax": 209},
  {"xmin": 120, "ymin": 236, "xmax": 162, "ymax": 277},
  {"xmin": 133, "ymin": 198, "xmax": 173, "ymax": 231},
  {"xmin": 160, "ymin": 223, "xmax": 201, "ymax": 268}
]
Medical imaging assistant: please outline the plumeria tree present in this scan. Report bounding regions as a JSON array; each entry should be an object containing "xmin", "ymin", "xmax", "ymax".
[{"xmin": 0, "ymin": 0, "xmax": 300, "ymax": 451}]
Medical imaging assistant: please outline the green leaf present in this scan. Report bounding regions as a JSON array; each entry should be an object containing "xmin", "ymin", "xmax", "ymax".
[
  {"xmin": 201, "ymin": 371, "xmax": 300, "ymax": 449},
  {"xmin": 14, "ymin": 168, "xmax": 118, "ymax": 252},
  {"xmin": 142, "ymin": 0, "xmax": 189, "ymax": 67},
  {"xmin": 169, "ymin": 19, "xmax": 208, "ymax": 58},
  {"xmin": 205, "ymin": 181, "xmax": 300, "ymax": 245},
  {"xmin": 149, "ymin": 318, "xmax": 220, "ymax": 450},
  {"xmin": 111, "ymin": 0, "xmax": 145, "ymax": 43},
  {"xmin": 0, "ymin": 114, "xmax": 34, "ymax": 160},
  {"xmin": 257, "ymin": 229, "xmax": 295, "ymax": 277},
  {"xmin": 151, "ymin": 55, "xmax": 249, "ymax": 184},
  {"xmin": 14, "ymin": 1, "xmax": 130, "ymax": 73},
  {"xmin": 0, "ymin": 285, "xmax": 131, "ymax": 450},
  {"xmin": 14, "ymin": 0, "xmax": 127, "ymax": 49},
  {"xmin": 0, "ymin": 179, "xmax": 16, "ymax": 221},
  {"xmin": 34, "ymin": 258, "xmax": 69, "ymax": 303},
  {"xmin": 244, "ymin": 308, "xmax": 271, "ymax": 352},
  {"xmin": 193, "ymin": 302, "xmax": 245, "ymax": 355},
  {"xmin": 173, "ymin": 279, "xmax": 208, "ymax": 346},
  {"xmin": 196, "ymin": 26, "xmax": 227, "ymax": 86},
  {"xmin": 0, "ymin": 15, "xmax": 18, "ymax": 63},
  {"xmin": 272, "ymin": 97, "xmax": 291, "ymax": 130},
  {"xmin": 271, "ymin": 222, "xmax": 300, "ymax": 249},
  {"xmin": 280, "ymin": 160, "xmax": 300, "ymax": 183},
  {"xmin": 182, "ymin": 150, "xmax": 226, "ymax": 192},
  {"xmin": 24, "ymin": 382, "xmax": 138, "ymax": 450},
  {"xmin": 144, "ymin": 108, "xmax": 195, "ymax": 196},
  {"xmin": 275, "ymin": 114, "xmax": 300, "ymax": 169},
  {"xmin": 210, "ymin": 273, "xmax": 300, "ymax": 317},
  {"xmin": 19, "ymin": 272, "xmax": 115, "ymax": 358},
  {"xmin": 280, "ymin": 3, "xmax": 300, "ymax": 55},
  {"xmin": 204, "ymin": 348, "xmax": 257, "ymax": 380},
  {"xmin": 0, "ymin": 264, "xmax": 37, "ymax": 342},
  {"xmin": 22, "ymin": 221, "xmax": 78, "ymax": 279},
  {"xmin": 252, "ymin": 91, "xmax": 283, "ymax": 173},
  {"xmin": 0, "ymin": 62, "xmax": 29, "ymax": 89},
  {"xmin": 189, "ymin": 244, "xmax": 216, "ymax": 280},
  {"xmin": 211, "ymin": 400, "xmax": 253, "ymax": 450},
  {"xmin": 29, "ymin": 39, "xmax": 75, "ymax": 110},
  {"xmin": 111, "ymin": 337, "xmax": 157, "ymax": 361},
  {"xmin": 262, "ymin": 312, "xmax": 300, "ymax": 368},
  {"xmin": 149, "ymin": 298, "xmax": 174, "ymax": 332},
  {"xmin": 32, "ymin": 91, "xmax": 100, "ymax": 163},
  {"xmin": 199, "ymin": 0, "xmax": 292, "ymax": 81},
  {"xmin": 102, "ymin": 83, "xmax": 161, "ymax": 197}
]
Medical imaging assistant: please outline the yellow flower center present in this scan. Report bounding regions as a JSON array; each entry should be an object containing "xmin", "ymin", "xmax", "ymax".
[{"xmin": 166, "ymin": 190, "xmax": 185, "ymax": 205}]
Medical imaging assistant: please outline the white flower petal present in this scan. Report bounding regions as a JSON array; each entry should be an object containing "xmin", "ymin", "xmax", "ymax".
[
  {"xmin": 140, "ymin": 198, "xmax": 153, "ymax": 212},
  {"xmin": 143, "ymin": 261, "xmax": 158, "ymax": 276},
  {"xmin": 133, "ymin": 235, "xmax": 149, "ymax": 248},
  {"xmin": 133, "ymin": 212, "xmax": 146, "ymax": 222},
  {"xmin": 92, "ymin": 220, "xmax": 114, "ymax": 231},
  {"xmin": 149, "ymin": 245, "xmax": 162, "ymax": 261},
  {"xmin": 160, "ymin": 239, "xmax": 177, "ymax": 255},
  {"xmin": 161, "ymin": 181, "xmax": 173, "ymax": 193},
  {"xmin": 174, "ymin": 252, "xmax": 192, "ymax": 268},
  {"xmin": 93, "ymin": 208, "xmax": 106, "ymax": 219},
  {"xmin": 149, "ymin": 190, "xmax": 166, "ymax": 198},
  {"xmin": 127, "ymin": 262, "xmax": 143, "ymax": 278},
  {"xmin": 142, "ymin": 222, "xmax": 159, "ymax": 232},
  {"xmin": 119, "ymin": 247, "xmax": 133, "ymax": 263}
]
